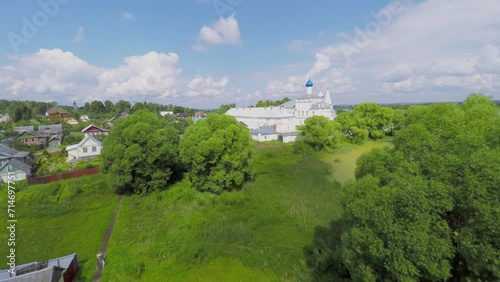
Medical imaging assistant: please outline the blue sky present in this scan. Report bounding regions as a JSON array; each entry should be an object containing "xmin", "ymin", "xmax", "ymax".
[{"xmin": 0, "ymin": 0, "xmax": 499, "ymax": 108}]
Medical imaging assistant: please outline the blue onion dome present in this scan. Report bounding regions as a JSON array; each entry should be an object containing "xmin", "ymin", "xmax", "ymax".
[{"xmin": 306, "ymin": 79, "xmax": 313, "ymax": 87}]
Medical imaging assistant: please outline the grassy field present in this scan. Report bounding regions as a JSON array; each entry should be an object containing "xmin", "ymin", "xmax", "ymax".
[
  {"xmin": 0, "ymin": 175, "xmax": 119, "ymax": 281},
  {"xmin": 0, "ymin": 141, "xmax": 382, "ymax": 281},
  {"xmin": 322, "ymin": 141, "xmax": 388, "ymax": 184},
  {"xmin": 101, "ymin": 144, "xmax": 344, "ymax": 281}
]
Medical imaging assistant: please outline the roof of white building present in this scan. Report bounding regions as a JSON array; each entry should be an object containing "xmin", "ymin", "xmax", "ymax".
[
  {"xmin": 66, "ymin": 135, "xmax": 102, "ymax": 151},
  {"xmin": 226, "ymin": 107, "xmax": 294, "ymax": 118},
  {"xmin": 251, "ymin": 126, "xmax": 279, "ymax": 135}
]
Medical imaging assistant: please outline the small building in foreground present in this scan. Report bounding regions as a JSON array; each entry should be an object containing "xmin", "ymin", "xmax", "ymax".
[
  {"xmin": 0, "ymin": 253, "xmax": 78, "ymax": 282},
  {"xmin": 251, "ymin": 126, "xmax": 279, "ymax": 142},
  {"xmin": 279, "ymin": 132, "xmax": 299, "ymax": 143}
]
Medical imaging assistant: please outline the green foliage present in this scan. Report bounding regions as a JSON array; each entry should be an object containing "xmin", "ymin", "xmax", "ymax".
[
  {"xmin": 180, "ymin": 114, "xmax": 252, "ymax": 193},
  {"xmin": 102, "ymin": 144, "xmax": 344, "ymax": 281},
  {"xmin": 313, "ymin": 94, "xmax": 500, "ymax": 281},
  {"xmin": 255, "ymin": 97, "xmax": 291, "ymax": 107},
  {"xmin": 101, "ymin": 109, "xmax": 184, "ymax": 194},
  {"xmin": 299, "ymin": 116, "xmax": 344, "ymax": 151},
  {"xmin": 0, "ymin": 175, "xmax": 118, "ymax": 281},
  {"xmin": 216, "ymin": 103, "xmax": 236, "ymax": 114},
  {"xmin": 335, "ymin": 103, "xmax": 400, "ymax": 143},
  {"xmin": 63, "ymin": 133, "xmax": 84, "ymax": 145}
]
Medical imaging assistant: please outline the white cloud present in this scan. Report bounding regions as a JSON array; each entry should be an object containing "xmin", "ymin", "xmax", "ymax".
[
  {"xmin": 308, "ymin": 53, "xmax": 331, "ymax": 78},
  {"xmin": 193, "ymin": 14, "xmax": 241, "ymax": 50},
  {"xmin": 186, "ymin": 75, "xmax": 229, "ymax": 97},
  {"xmin": 268, "ymin": 0, "xmax": 500, "ymax": 104},
  {"xmin": 122, "ymin": 12, "xmax": 135, "ymax": 21},
  {"xmin": 97, "ymin": 52, "xmax": 182, "ymax": 100},
  {"xmin": 73, "ymin": 27, "xmax": 85, "ymax": 43},
  {"xmin": 0, "ymin": 49, "xmax": 101, "ymax": 102}
]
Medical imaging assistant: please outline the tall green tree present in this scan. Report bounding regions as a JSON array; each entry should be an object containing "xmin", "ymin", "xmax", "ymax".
[
  {"xmin": 114, "ymin": 100, "xmax": 132, "ymax": 114},
  {"xmin": 104, "ymin": 100, "xmax": 114, "ymax": 113},
  {"xmin": 299, "ymin": 116, "xmax": 344, "ymax": 150},
  {"xmin": 101, "ymin": 110, "xmax": 183, "ymax": 194},
  {"xmin": 310, "ymin": 94, "xmax": 500, "ymax": 281},
  {"xmin": 179, "ymin": 114, "xmax": 252, "ymax": 194}
]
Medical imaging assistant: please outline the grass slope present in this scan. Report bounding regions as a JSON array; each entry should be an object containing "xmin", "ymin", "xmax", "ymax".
[
  {"xmin": 0, "ymin": 175, "xmax": 119, "ymax": 281},
  {"xmin": 323, "ymin": 141, "xmax": 388, "ymax": 184},
  {"xmin": 102, "ymin": 144, "xmax": 344, "ymax": 281}
]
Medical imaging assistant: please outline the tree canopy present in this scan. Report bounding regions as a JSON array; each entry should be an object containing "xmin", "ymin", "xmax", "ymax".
[
  {"xmin": 179, "ymin": 114, "xmax": 252, "ymax": 194},
  {"xmin": 299, "ymin": 116, "xmax": 344, "ymax": 151},
  {"xmin": 308, "ymin": 94, "xmax": 500, "ymax": 281},
  {"xmin": 100, "ymin": 110, "xmax": 184, "ymax": 194}
]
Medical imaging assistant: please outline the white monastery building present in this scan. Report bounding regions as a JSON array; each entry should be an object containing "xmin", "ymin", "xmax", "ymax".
[{"xmin": 226, "ymin": 79, "xmax": 336, "ymax": 134}]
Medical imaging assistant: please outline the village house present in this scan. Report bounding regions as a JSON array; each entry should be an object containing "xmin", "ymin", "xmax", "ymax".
[
  {"xmin": 0, "ymin": 144, "xmax": 31, "ymax": 165},
  {"xmin": 251, "ymin": 126, "xmax": 279, "ymax": 142},
  {"xmin": 0, "ymin": 253, "xmax": 78, "ymax": 282},
  {"xmin": 67, "ymin": 117, "xmax": 79, "ymax": 125},
  {"xmin": 160, "ymin": 110, "xmax": 174, "ymax": 116},
  {"xmin": 48, "ymin": 136, "xmax": 63, "ymax": 147},
  {"xmin": 38, "ymin": 124, "xmax": 63, "ymax": 137},
  {"xmin": 80, "ymin": 114, "xmax": 90, "ymax": 122},
  {"xmin": 16, "ymin": 131, "xmax": 49, "ymax": 146},
  {"xmin": 66, "ymin": 135, "xmax": 102, "ymax": 162},
  {"xmin": 46, "ymin": 108, "xmax": 68, "ymax": 120},
  {"xmin": 0, "ymin": 159, "xmax": 32, "ymax": 182},
  {"xmin": 0, "ymin": 113, "xmax": 11, "ymax": 123},
  {"xmin": 81, "ymin": 124, "xmax": 109, "ymax": 137}
]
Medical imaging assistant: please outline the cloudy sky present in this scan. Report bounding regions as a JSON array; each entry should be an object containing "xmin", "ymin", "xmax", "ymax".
[{"xmin": 0, "ymin": 0, "xmax": 499, "ymax": 108}]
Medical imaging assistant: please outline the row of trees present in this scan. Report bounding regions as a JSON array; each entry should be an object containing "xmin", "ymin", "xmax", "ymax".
[
  {"xmin": 299, "ymin": 103, "xmax": 404, "ymax": 151},
  {"xmin": 307, "ymin": 94, "xmax": 500, "ymax": 281},
  {"xmin": 100, "ymin": 111, "xmax": 252, "ymax": 194},
  {"xmin": 254, "ymin": 97, "xmax": 291, "ymax": 107}
]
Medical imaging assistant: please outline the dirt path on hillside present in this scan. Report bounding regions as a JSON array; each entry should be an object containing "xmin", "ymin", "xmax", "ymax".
[{"xmin": 93, "ymin": 195, "xmax": 125, "ymax": 282}]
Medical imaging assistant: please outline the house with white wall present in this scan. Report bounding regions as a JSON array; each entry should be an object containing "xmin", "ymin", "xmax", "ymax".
[{"xmin": 66, "ymin": 135, "xmax": 102, "ymax": 162}]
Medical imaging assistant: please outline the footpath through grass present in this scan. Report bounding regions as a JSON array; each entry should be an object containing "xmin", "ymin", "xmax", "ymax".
[
  {"xmin": 102, "ymin": 144, "xmax": 344, "ymax": 281},
  {"xmin": 0, "ymin": 174, "xmax": 119, "ymax": 281}
]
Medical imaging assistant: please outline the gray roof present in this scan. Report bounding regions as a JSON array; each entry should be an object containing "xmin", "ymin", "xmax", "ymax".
[
  {"xmin": 1, "ymin": 159, "xmax": 32, "ymax": 175},
  {"xmin": 13, "ymin": 126, "xmax": 34, "ymax": 133},
  {"xmin": 0, "ymin": 144, "xmax": 29, "ymax": 160},
  {"xmin": 0, "ymin": 144, "xmax": 19, "ymax": 158},
  {"xmin": 0, "ymin": 253, "xmax": 77, "ymax": 281},
  {"xmin": 251, "ymin": 126, "xmax": 278, "ymax": 135},
  {"xmin": 38, "ymin": 124, "xmax": 63, "ymax": 135}
]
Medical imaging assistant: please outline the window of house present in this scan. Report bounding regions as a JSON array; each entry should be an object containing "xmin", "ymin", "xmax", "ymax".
[
  {"xmin": 92, "ymin": 147, "xmax": 96, "ymax": 152},
  {"xmin": 83, "ymin": 148, "xmax": 88, "ymax": 153}
]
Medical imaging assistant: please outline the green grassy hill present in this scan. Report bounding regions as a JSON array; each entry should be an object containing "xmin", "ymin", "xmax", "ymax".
[
  {"xmin": 1, "ymin": 142, "xmax": 383, "ymax": 281},
  {"xmin": 0, "ymin": 175, "xmax": 119, "ymax": 281}
]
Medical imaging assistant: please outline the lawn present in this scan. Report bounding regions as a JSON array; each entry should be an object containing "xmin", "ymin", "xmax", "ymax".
[
  {"xmin": 0, "ymin": 174, "xmax": 119, "ymax": 281},
  {"xmin": 0, "ymin": 141, "xmax": 382, "ymax": 281},
  {"xmin": 322, "ymin": 141, "xmax": 388, "ymax": 184},
  {"xmin": 101, "ymin": 143, "xmax": 344, "ymax": 281}
]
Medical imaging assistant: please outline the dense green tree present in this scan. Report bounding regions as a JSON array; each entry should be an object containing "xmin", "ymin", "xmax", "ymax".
[
  {"xmin": 310, "ymin": 94, "xmax": 500, "ymax": 281},
  {"xmin": 104, "ymin": 100, "xmax": 114, "ymax": 113},
  {"xmin": 101, "ymin": 110, "xmax": 183, "ymax": 194},
  {"xmin": 216, "ymin": 103, "xmax": 236, "ymax": 114},
  {"xmin": 255, "ymin": 97, "xmax": 291, "ymax": 107},
  {"xmin": 89, "ymin": 100, "xmax": 105, "ymax": 115},
  {"xmin": 179, "ymin": 114, "xmax": 252, "ymax": 194},
  {"xmin": 335, "ymin": 103, "xmax": 399, "ymax": 141},
  {"xmin": 7, "ymin": 101, "xmax": 31, "ymax": 121},
  {"xmin": 299, "ymin": 116, "xmax": 344, "ymax": 150},
  {"xmin": 114, "ymin": 100, "xmax": 131, "ymax": 114}
]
